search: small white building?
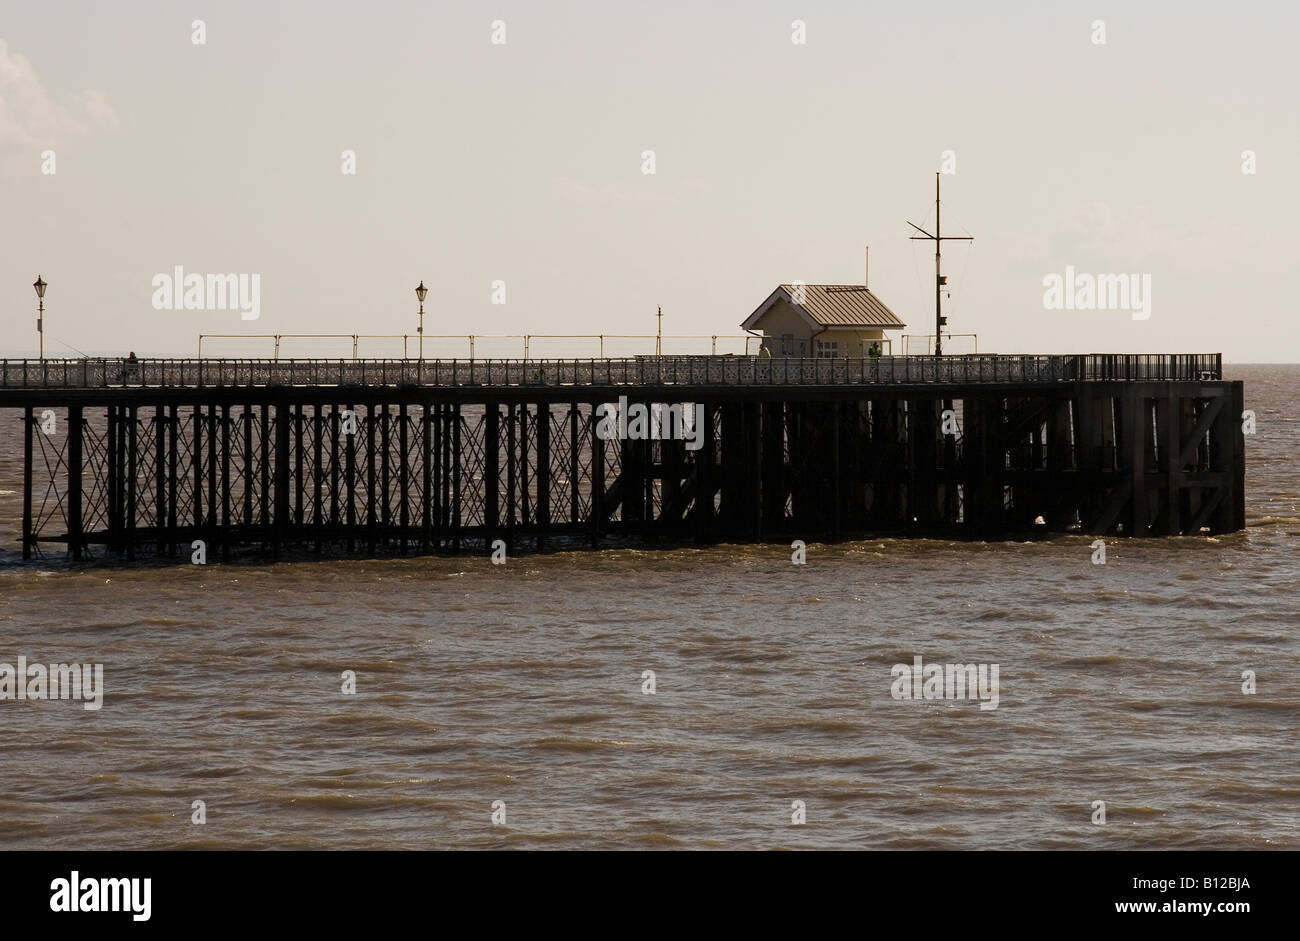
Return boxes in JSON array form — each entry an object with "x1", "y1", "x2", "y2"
[{"x1": 742, "y1": 283, "x2": 906, "y2": 358}]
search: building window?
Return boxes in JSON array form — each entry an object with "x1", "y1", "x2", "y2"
[
  {"x1": 815, "y1": 339, "x2": 838, "y2": 359},
  {"x1": 780, "y1": 334, "x2": 793, "y2": 355}
]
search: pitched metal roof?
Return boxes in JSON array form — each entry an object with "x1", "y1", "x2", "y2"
[{"x1": 742, "y1": 284, "x2": 906, "y2": 331}]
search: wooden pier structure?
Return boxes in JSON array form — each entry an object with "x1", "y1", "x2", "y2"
[{"x1": 2, "y1": 354, "x2": 1244, "y2": 562}]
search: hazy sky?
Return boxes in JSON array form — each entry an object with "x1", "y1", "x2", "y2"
[{"x1": 2, "y1": 1, "x2": 1297, "y2": 361}]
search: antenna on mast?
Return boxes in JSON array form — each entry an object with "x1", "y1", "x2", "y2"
[{"x1": 906, "y1": 172, "x2": 973, "y2": 356}]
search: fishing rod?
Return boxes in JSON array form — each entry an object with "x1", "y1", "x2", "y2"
[{"x1": 54, "y1": 338, "x2": 97, "y2": 359}]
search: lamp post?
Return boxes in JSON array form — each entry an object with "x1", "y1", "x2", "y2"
[
  {"x1": 33, "y1": 276, "x2": 47, "y2": 361},
  {"x1": 415, "y1": 280, "x2": 428, "y2": 360}
]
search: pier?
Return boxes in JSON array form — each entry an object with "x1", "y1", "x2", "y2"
[{"x1": 2, "y1": 353, "x2": 1244, "y2": 562}]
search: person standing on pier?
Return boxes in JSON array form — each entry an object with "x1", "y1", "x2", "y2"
[{"x1": 118, "y1": 351, "x2": 139, "y2": 384}]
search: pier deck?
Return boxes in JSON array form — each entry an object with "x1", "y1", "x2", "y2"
[
  {"x1": 2, "y1": 353, "x2": 1221, "y2": 391},
  {"x1": 2, "y1": 354, "x2": 1243, "y2": 562}
]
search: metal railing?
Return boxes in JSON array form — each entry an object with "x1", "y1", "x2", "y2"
[
  {"x1": 0, "y1": 354, "x2": 1223, "y2": 390},
  {"x1": 197, "y1": 333, "x2": 760, "y2": 359},
  {"x1": 900, "y1": 333, "x2": 979, "y2": 355}
]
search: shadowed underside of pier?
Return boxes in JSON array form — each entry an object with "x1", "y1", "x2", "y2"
[{"x1": 12, "y1": 371, "x2": 1245, "y2": 563}]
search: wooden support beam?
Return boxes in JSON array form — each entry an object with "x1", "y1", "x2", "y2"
[
  {"x1": 294, "y1": 403, "x2": 305, "y2": 531},
  {"x1": 847, "y1": 401, "x2": 867, "y2": 530},
  {"x1": 127, "y1": 406, "x2": 138, "y2": 562},
  {"x1": 432, "y1": 403, "x2": 443, "y2": 548},
  {"x1": 1046, "y1": 396, "x2": 1074, "y2": 529},
  {"x1": 449, "y1": 405, "x2": 460, "y2": 535},
  {"x1": 107, "y1": 405, "x2": 119, "y2": 552},
  {"x1": 1087, "y1": 478, "x2": 1133, "y2": 536},
  {"x1": 1124, "y1": 393, "x2": 1148, "y2": 535},
  {"x1": 693, "y1": 401, "x2": 712, "y2": 541},
  {"x1": 274, "y1": 398, "x2": 291, "y2": 557},
  {"x1": 22, "y1": 407, "x2": 33, "y2": 560},
  {"x1": 1160, "y1": 390, "x2": 1181, "y2": 534},
  {"x1": 315, "y1": 402, "x2": 325, "y2": 553},
  {"x1": 366, "y1": 402, "x2": 377, "y2": 554},
  {"x1": 193, "y1": 405, "x2": 204, "y2": 535},
  {"x1": 423, "y1": 402, "x2": 435, "y2": 552},
  {"x1": 1210, "y1": 381, "x2": 1245, "y2": 533},
  {"x1": 831, "y1": 400, "x2": 842, "y2": 538},
  {"x1": 959, "y1": 397, "x2": 980, "y2": 534},
  {"x1": 760, "y1": 402, "x2": 785, "y2": 533},
  {"x1": 643, "y1": 409, "x2": 654, "y2": 541},
  {"x1": 117, "y1": 405, "x2": 127, "y2": 551},
  {"x1": 977, "y1": 397, "x2": 1004, "y2": 536},
  {"x1": 1177, "y1": 396, "x2": 1223, "y2": 469},
  {"x1": 260, "y1": 404, "x2": 270, "y2": 542},
  {"x1": 1187, "y1": 486, "x2": 1225, "y2": 533},
  {"x1": 590, "y1": 401, "x2": 604, "y2": 546},
  {"x1": 506, "y1": 402, "x2": 517, "y2": 551},
  {"x1": 660, "y1": 413, "x2": 684, "y2": 527},
  {"x1": 717, "y1": 402, "x2": 744, "y2": 533},
  {"x1": 380, "y1": 402, "x2": 390, "y2": 546},
  {"x1": 570, "y1": 402, "x2": 580, "y2": 526},
  {"x1": 220, "y1": 404, "x2": 230, "y2": 561},
  {"x1": 329, "y1": 405, "x2": 340, "y2": 533},
  {"x1": 869, "y1": 398, "x2": 890, "y2": 529},
  {"x1": 519, "y1": 405, "x2": 529, "y2": 529},
  {"x1": 156, "y1": 405, "x2": 167, "y2": 557},
  {"x1": 66, "y1": 406, "x2": 84, "y2": 560},
  {"x1": 1072, "y1": 385, "x2": 1099, "y2": 531},
  {"x1": 949, "y1": 399, "x2": 964, "y2": 524},
  {"x1": 747, "y1": 401, "x2": 763, "y2": 538},
  {"x1": 345, "y1": 403, "x2": 356, "y2": 553},
  {"x1": 906, "y1": 399, "x2": 933, "y2": 527},
  {"x1": 168, "y1": 405, "x2": 178, "y2": 557},
  {"x1": 619, "y1": 428, "x2": 640, "y2": 526},
  {"x1": 484, "y1": 402, "x2": 499, "y2": 550},
  {"x1": 537, "y1": 400, "x2": 550, "y2": 549},
  {"x1": 207, "y1": 405, "x2": 218, "y2": 544},
  {"x1": 452, "y1": 403, "x2": 462, "y2": 553},
  {"x1": 398, "y1": 402, "x2": 409, "y2": 554},
  {"x1": 243, "y1": 406, "x2": 254, "y2": 531}
]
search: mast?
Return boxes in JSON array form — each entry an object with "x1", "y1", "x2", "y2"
[{"x1": 907, "y1": 172, "x2": 972, "y2": 356}]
